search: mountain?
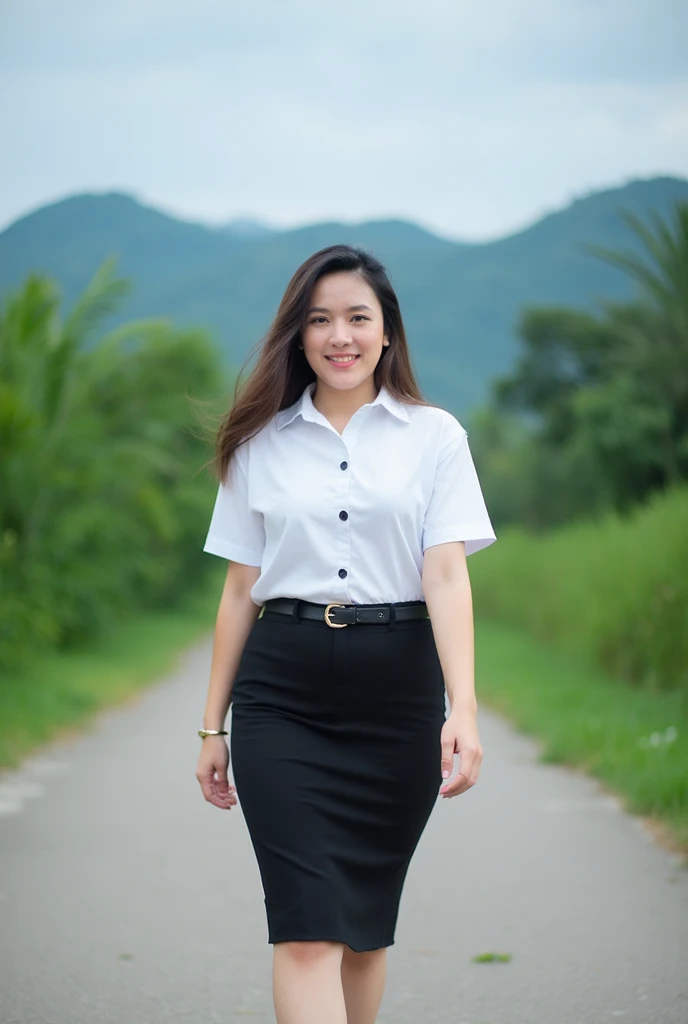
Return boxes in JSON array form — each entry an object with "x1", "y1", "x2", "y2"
[
  {"x1": 219, "y1": 217, "x2": 274, "y2": 237},
  {"x1": 1, "y1": 177, "x2": 687, "y2": 416}
]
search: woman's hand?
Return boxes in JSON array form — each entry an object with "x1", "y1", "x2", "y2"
[
  {"x1": 439, "y1": 707, "x2": 483, "y2": 799},
  {"x1": 195, "y1": 736, "x2": 238, "y2": 810}
]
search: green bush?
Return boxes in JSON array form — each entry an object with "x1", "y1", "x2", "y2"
[
  {"x1": 471, "y1": 486, "x2": 688, "y2": 693},
  {"x1": 0, "y1": 261, "x2": 227, "y2": 671}
]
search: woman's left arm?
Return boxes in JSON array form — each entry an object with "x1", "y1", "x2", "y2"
[{"x1": 422, "y1": 540, "x2": 483, "y2": 799}]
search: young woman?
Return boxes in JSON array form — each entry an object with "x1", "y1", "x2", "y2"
[{"x1": 196, "y1": 244, "x2": 496, "y2": 1024}]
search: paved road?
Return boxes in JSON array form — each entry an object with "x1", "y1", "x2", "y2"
[{"x1": 1, "y1": 634, "x2": 686, "y2": 1024}]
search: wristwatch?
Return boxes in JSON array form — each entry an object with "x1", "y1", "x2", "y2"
[{"x1": 198, "y1": 728, "x2": 228, "y2": 738}]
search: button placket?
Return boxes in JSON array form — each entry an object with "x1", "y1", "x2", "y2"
[
  {"x1": 335, "y1": 412, "x2": 367, "y2": 599},
  {"x1": 335, "y1": 441, "x2": 352, "y2": 596}
]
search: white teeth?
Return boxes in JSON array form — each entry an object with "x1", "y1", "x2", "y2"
[{"x1": 329, "y1": 355, "x2": 358, "y2": 362}]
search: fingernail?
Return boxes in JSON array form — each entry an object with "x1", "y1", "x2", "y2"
[{"x1": 442, "y1": 770, "x2": 450, "y2": 778}]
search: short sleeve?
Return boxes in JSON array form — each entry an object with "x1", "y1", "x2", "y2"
[
  {"x1": 422, "y1": 415, "x2": 496, "y2": 556},
  {"x1": 202, "y1": 443, "x2": 265, "y2": 566}
]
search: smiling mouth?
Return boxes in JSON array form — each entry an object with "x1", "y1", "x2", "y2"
[{"x1": 326, "y1": 354, "x2": 360, "y2": 363}]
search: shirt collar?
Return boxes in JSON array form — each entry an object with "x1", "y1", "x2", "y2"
[{"x1": 276, "y1": 380, "x2": 411, "y2": 430}]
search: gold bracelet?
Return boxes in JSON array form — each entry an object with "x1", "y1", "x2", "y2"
[{"x1": 198, "y1": 728, "x2": 228, "y2": 738}]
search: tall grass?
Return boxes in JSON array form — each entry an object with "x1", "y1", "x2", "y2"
[{"x1": 470, "y1": 486, "x2": 688, "y2": 693}]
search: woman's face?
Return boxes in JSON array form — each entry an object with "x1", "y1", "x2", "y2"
[{"x1": 301, "y1": 271, "x2": 389, "y2": 394}]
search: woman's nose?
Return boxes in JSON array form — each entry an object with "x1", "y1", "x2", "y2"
[{"x1": 330, "y1": 322, "x2": 353, "y2": 344}]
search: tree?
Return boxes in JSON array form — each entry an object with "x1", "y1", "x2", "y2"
[
  {"x1": 479, "y1": 201, "x2": 688, "y2": 524},
  {"x1": 0, "y1": 260, "x2": 226, "y2": 669}
]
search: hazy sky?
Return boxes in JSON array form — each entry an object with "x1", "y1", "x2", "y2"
[{"x1": 2, "y1": 0, "x2": 687, "y2": 240}]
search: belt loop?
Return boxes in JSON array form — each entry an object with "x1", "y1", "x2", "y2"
[
  {"x1": 388, "y1": 602, "x2": 397, "y2": 632},
  {"x1": 291, "y1": 599, "x2": 302, "y2": 624}
]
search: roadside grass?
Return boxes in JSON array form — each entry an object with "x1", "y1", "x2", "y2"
[
  {"x1": 0, "y1": 568, "x2": 224, "y2": 770},
  {"x1": 470, "y1": 486, "x2": 688, "y2": 695},
  {"x1": 476, "y1": 619, "x2": 688, "y2": 858}
]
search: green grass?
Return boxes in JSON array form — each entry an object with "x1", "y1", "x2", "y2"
[
  {"x1": 0, "y1": 569, "x2": 224, "y2": 769},
  {"x1": 476, "y1": 619, "x2": 688, "y2": 857},
  {"x1": 471, "y1": 486, "x2": 688, "y2": 694},
  {"x1": 471, "y1": 952, "x2": 512, "y2": 964}
]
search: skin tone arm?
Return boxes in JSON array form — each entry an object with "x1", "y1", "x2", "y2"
[
  {"x1": 195, "y1": 560, "x2": 262, "y2": 810},
  {"x1": 421, "y1": 540, "x2": 484, "y2": 799}
]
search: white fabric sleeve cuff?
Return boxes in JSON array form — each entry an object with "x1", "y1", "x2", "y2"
[{"x1": 203, "y1": 535, "x2": 263, "y2": 567}]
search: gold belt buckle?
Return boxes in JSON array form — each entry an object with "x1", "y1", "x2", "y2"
[{"x1": 324, "y1": 602, "x2": 348, "y2": 628}]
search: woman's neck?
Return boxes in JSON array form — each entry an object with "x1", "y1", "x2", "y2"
[{"x1": 311, "y1": 378, "x2": 378, "y2": 428}]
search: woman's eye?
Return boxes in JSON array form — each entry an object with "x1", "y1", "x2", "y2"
[{"x1": 307, "y1": 315, "x2": 370, "y2": 325}]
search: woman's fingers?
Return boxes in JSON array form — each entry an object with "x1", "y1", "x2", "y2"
[
  {"x1": 440, "y1": 747, "x2": 483, "y2": 798},
  {"x1": 205, "y1": 778, "x2": 238, "y2": 809},
  {"x1": 440, "y1": 735, "x2": 455, "y2": 781},
  {"x1": 195, "y1": 736, "x2": 238, "y2": 809},
  {"x1": 196, "y1": 766, "x2": 238, "y2": 809},
  {"x1": 439, "y1": 712, "x2": 483, "y2": 799}
]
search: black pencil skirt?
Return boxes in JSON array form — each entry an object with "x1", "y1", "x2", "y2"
[{"x1": 229, "y1": 602, "x2": 447, "y2": 953}]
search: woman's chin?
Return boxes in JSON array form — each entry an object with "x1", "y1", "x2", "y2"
[{"x1": 318, "y1": 365, "x2": 374, "y2": 391}]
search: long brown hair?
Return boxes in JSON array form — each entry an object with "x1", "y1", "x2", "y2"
[{"x1": 214, "y1": 244, "x2": 430, "y2": 483}]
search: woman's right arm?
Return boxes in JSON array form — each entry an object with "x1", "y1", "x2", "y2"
[{"x1": 196, "y1": 560, "x2": 262, "y2": 809}]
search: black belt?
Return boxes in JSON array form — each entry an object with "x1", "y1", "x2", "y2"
[{"x1": 262, "y1": 598, "x2": 429, "y2": 628}]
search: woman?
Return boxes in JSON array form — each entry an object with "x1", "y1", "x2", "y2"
[{"x1": 196, "y1": 243, "x2": 496, "y2": 1024}]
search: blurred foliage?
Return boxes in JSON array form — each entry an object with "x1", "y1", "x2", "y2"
[
  {"x1": 0, "y1": 258, "x2": 227, "y2": 671},
  {"x1": 470, "y1": 201, "x2": 688, "y2": 528},
  {"x1": 471, "y1": 485, "x2": 688, "y2": 694}
]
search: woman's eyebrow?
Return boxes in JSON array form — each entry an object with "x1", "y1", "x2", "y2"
[{"x1": 307, "y1": 304, "x2": 374, "y2": 314}]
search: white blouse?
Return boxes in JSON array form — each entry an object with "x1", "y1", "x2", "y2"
[{"x1": 203, "y1": 381, "x2": 496, "y2": 605}]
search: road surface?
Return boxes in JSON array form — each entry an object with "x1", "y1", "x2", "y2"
[{"x1": 1, "y1": 634, "x2": 686, "y2": 1023}]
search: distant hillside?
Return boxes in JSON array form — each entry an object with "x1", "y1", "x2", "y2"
[{"x1": 2, "y1": 176, "x2": 687, "y2": 415}]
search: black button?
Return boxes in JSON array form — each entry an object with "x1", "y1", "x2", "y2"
[
  {"x1": 340, "y1": 461, "x2": 348, "y2": 470},
  {"x1": 339, "y1": 510, "x2": 348, "y2": 521},
  {"x1": 338, "y1": 568, "x2": 348, "y2": 579}
]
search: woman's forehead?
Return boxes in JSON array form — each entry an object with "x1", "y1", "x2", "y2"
[{"x1": 309, "y1": 271, "x2": 379, "y2": 309}]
